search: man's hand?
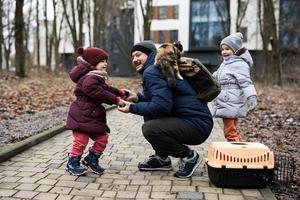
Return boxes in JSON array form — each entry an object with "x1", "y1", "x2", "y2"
[
  {"x1": 247, "y1": 95, "x2": 257, "y2": 111},
  {"x1": 117, "y1": 100, "x2": 131, "y2": 113}
]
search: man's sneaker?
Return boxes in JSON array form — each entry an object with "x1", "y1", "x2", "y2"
[
  {"x1": 138, "y1": 155, "x2": 172, "y2": 171},
  {"x1": 174, "y1": 151, "x2": 202, "y2": 178}
]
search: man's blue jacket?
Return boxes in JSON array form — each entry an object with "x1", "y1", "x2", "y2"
[{"x1": 129, "y1": 50, "x2": 213, "y2": 136}]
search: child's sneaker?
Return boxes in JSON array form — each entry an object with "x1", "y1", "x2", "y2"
[
  {"x1": 82, "y1": 150, "x2": 104, "y2": 175},
  {"x1": 174, "y1": 151, "x2": 202, "y2": 178},
  {"x1": 138, "y1": 155, "x2": 172, "y2": 171},
  {"x1": 65, "y1": 155, "x2": 87, "y2": 176}
]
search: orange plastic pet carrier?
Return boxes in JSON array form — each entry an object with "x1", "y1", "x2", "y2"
[{"x1": 206, "y1": 142, "x2": 275, "y2": 188}]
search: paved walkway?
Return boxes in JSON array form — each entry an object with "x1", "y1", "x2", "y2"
[{"x1": 0, "y1": 107, "x2": 276, "y2": 199}]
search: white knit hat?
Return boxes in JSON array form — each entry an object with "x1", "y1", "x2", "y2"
[{"x1": 220, "y1": 32, "x2": 243, "y2": 53}]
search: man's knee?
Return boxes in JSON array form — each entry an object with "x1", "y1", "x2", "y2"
[{"x1": 142, "y1": 121, "x2": 157, "y2": 140}]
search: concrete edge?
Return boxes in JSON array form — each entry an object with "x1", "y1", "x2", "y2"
[{"x1": 0, "y1": 105, "x2": 116, "y2": 163}]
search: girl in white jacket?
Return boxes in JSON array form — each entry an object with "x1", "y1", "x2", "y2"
[{"x1": 213, "y1": 32, "x2": 257, "y2": 142}]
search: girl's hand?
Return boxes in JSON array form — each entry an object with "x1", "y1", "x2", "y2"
[{"x1": 117, "y1": 100, "x2": 131, "y2": 113}]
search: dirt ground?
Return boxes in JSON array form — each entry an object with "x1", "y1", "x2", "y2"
[{"x1": 0, "y1": 73, "x2": 299, "y2": 199}]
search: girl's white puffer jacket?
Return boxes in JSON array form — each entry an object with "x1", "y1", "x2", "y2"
[{"x1": 213, "y1": 50, "x2": 257, "y2": 118}]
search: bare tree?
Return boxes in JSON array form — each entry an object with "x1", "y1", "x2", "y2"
[
  {"x1": 0, "y1": 0, "x2": 3, "y2": 70},
  {"x1": 51, "y1": 0, "x2": 63, "y2": 74},
  {"x1": 24, "y1": 0, "x2": 33, "y2": 71},
  {"x1": 236, "y1": 0, "x2": 249, "y2": 32},
  {"x1": 93, "y1": 0, "x2": 108, "y2": 48},
  {"x1": 44, "y1": 0, "x2": 51, "y2": 71},
  {"x1": 35, "y1": 0, "x2": 40, "y2": 69},
  {"x1": 15, "y1": 0, "x2": 25, "y2": 77},
  {"x1": 61, "y1": 0, "x2": 84, "y2": 49},
  {"x1": 258, "y1": 0, "x2": 282, "y2": 85},
  {"x1": 139, "y1": 0, "x2": 153, "y2": 40},
  {"x1": 85, "y1": 0, "x2": 92, "y2": 46},
  {"x1": 2, "y1": 0, "x2": 14, "y2": 71}
]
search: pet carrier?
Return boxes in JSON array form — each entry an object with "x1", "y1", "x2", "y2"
[{"x1": 206, "y1": 142, "x2": 275, "y2": 188}]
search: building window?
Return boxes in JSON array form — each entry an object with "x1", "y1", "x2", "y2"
[
  {"x1": 173, "y1": 5, "x2": 179, "y2": 19},
  {"x1": 170, "y1": 30, "x2": 178, "y2": 42},
  {"x1": 190, "y1": 0, "x2": 229, "y2": 49},
  {"x1": 279, "y1": 0, "x2": 300, "y2": 48},
  {"x1": 158, "y1": 31, "x2": 165, "y2": 44},
  {"x1": 159, "y1": 6, "x2": 167, "y2": 19}
]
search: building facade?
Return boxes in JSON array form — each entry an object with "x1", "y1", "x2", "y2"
[{"x1": 134, "y1": 0, "x2": 300, "y2": 72}]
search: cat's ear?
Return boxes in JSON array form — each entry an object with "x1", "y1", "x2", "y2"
[{"x1": 173, "y1": 41, "x2": 183, "y2": 52}]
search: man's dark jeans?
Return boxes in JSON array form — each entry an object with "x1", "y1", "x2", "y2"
[{"x1": 142, "y1": 117, "x2": 209, "y2": 158}]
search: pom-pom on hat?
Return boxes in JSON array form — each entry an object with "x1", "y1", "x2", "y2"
[
  {"x1": 220, "y1": 32, "x2": 244, "y2": 53},
  {"x1": 131, "y1": 40, "x2": 156, "y2": 56},
  {"x1": 76, "y1": 47, "x2": 108, "y2": 67}
]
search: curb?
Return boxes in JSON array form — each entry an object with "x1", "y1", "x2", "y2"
[{"x1": 0, "y1": 105, "x2": 116, "y2": 163}]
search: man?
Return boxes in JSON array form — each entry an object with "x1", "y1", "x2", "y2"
[{"x1": 118, "y1": 41, "x2": 213, "y2": 178}]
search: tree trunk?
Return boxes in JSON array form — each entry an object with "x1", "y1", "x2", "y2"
[
  {"x1": 15, "y1": 0, "x2": 25, "y2": 77},
  {"x1": 93, "y1": 0, "x2": 108, "y2": 48},
  {"x1": 36, "y1": 0, "x2": 40, "y2": 70},
  {"x1": 139, "y1": 0, "x2": 153, "y2": 40},
  {"x1": 236, "y1": 0, "x2": 249, "y2": 32},
  {"x1": 24, "y1": 0, "x2": 33, "y2": 72},
  {"x1": 259, "y1": 0, "x2": 281, "y2": 85},
  {"x1": 44, "y1": 0, "x2": 51, "y2": 71},
  {"x1": 0, "y1": 0, "x2": 3, "y2": 70}
]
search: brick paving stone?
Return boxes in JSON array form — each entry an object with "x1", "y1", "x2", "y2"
[
  {"x1": 49, "y1": 186, "x2": 72, "y2": 194},
  {"x1": 241, "y1": 189, "x2": 263, "y2": 197},
  {"x1": 76, "y1": 176, "x2": 96, "y2": 183},
  {"x1": 101, "y1": 190, "x2": 117, "y2": 198},
  {"x1": 148, "y1": 180, "x2": 172, "y2": 186},
  {"x1": 18, "y1": 177, "x2": 41, "y2": 183},
  {"x1": 152, "y1": 185, "x2": 171, "y2": 192},
  {"x1": 72, "y1": 195, "x2": 94, "y2": 200},
  {"x1": 32, "y1": 173, "x2": 49, "y2": 179},
  {"x1": 13, "y1": 190, "x2": 38, "y2": 199},
  {"x1": 70, "y1": 188, "x2": 104, "y2": 197},
  {"x1": 34, "y1": 184, "x2": 53, "y2": 192},
  {"x1": 125, "y1": 185, "x2": 139, "y2": 191},
  {"x1": 130, "y1": 179, "x2": 148, "y2": 185},
  {"x1": 58, "y1": 175, "x2": 77, "y2": 181},
  {"x1": 55, "y1": 194, "x2": 74, "y2": 200},
  {"x1": 33, "y1": 192, "x2": 59, "y2": 200},
  {"x1": 0, "y1": 170, "x2": 19, "y2": 176},
  {"x1": 136, "y1": 191, "x2": 151, "y2": 198},
  {"x1": 150, "y1": 191, "x2": 177, "y2": 199},
  {"x1": 113, "y1": 179, "x2": 130, "y2": 185},
  {"x1": 204, "y1": 193, "x2": 219, "y2": 200},
  {"x1": 0, "y1": 189, "x2": 17, "y2": 197},
  {"x1": 36, "y1": 178, "x2": 58, "y2": 185},
  {"x1": 116, "y1": 190, "x2": 137, "y2": 198},
  {"x1": 171, "y1": 185, "x2": 197, "y2": 192},
  {"x1": 224, "y1": 188, "x2": 242, "y2": 195},
  {"x1": 56, "y1": 180, "x2": 88, "y2": 189},
  {"x1": 15, "y1": 183, "x2": 39, "y2": 191},
  {"x1": 177, "y1": 191, "x2": 204, "y2": 199},
  {"x1": 1, "y1": 176, "x2": 22, "y2": 182},
  {"x1": 85, "y1": 183, "x2": 100, "y2": 190},
  {"x1": 138, "y1": 185, "x2": 152, "y2": 192},
  {"x1": 0, "y1": 182, "x2": 20, "y2": 189},
  {"x1": 219, "y1": 194, "x2": 245, "y2": 200},
  {"x1": 198, "y1": 186, "x2": 223, "y2": 193},
  {"x1": 16, "y1": 171, "x2": 37, "y2": 177}
]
